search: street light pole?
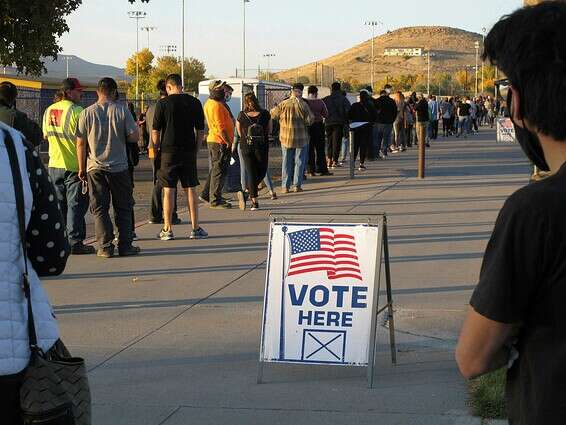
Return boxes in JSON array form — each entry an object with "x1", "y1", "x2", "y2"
[
  {"x1": 181, "y1": 0, "x2": 185, "y2": 89},
  {"x1": 263, "y1": 53, "x2": 275, "y2": 81},
  {"x1": 243, "y1": 0, "x2": 250, "y2": 78},
  {"x1": 365, "y1": 21, "x2": 380, "y2": 90},
  {"x1": 426, "y1": 51, "x2": 431, "y2": 95},
  {"x1": 474, "y1": 40, "x2": 480, "y2": 96},
  {"x1": 65, "y1": 56, "x2": 73, "y2": 78},
  {"x1": 141, "y1": 25, "x2": 157, "y2": 50},
  {"x1": 481, "y1": 27, "x2": 486, "y2": 94},
  {"x1": 128, "y1": 10, "x2": 146, "y2": 104}
]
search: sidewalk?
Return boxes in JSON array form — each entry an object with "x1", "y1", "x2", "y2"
[{"x1": 44, "y1": 130, "x2": 528, "y2": 425}]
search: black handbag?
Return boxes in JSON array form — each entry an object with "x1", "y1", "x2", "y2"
[{"x1": 3, "y1": 130, "x2": 92, "y2": 425}]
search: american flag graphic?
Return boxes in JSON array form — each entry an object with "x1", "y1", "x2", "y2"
[{"x1": 286, "y1": 228, "x2": 362, "y2": 281}]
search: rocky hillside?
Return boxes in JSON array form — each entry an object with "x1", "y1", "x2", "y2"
[{"x1": 275, "y1": 26, "x2": 483, "y2": 85}]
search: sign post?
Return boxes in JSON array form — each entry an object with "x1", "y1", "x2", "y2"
[
  {"x1": 349, "y1": 130, "x2": 355, "y2": 179},
  {"x1": 257, "y1": 213, "x2": 396, "y2": 388}
]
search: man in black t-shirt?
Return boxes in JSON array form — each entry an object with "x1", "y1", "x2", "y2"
[
  {"x1": 456, "y1": 4, "x2": 566, "y2": 425},
  {"x1": 152, "y1": 73, "x2": 208, "y2": 241}
]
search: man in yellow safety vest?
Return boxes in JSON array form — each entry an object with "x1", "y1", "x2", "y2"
[{"x1": 42, "y1": 78, "x2": 94, "y2": 255}]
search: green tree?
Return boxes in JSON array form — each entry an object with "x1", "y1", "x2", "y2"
[
  {"x1": 0, "y1": 0, "x2": 82, "y2": 75},
  {"x1": 297, "y1": 75, "x2": 310, "y2": 84},
  {"x1": 147, "y1": 56, "x2": 206, "y2": 94},
  {"x1": 125, "y1": 48, "x2": 155, "y2": 99},
  {"x1": 182, "y1": 57, "x2": 206, "y2": 92}
]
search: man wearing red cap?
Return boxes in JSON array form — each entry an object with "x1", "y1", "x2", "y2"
[{"x1": 42, "y1": 78, "x2": 94, "y2": 255}]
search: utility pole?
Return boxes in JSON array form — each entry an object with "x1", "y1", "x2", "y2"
[
  {"x1": 426, "y1": 51, "x2": 431, "y2": 95},
  {"x1": 474, "y1": 40, "x2": 480, "y2": 96},
  {"x1": 243, "y1": 0, "x2": 250, "y2": 78},
  {"x1": 128, "y1": 10, "x2": 146, "y2": 105},
  {"x1": 141, "y1": 25, "x2": 157, "y2": 50},
  {"x1": 65, "y1": 55, "x2": 73, "y2": 78},
  {"x1": 263, "y1": 53, "x2": 275, "y2": 81},
  {"x1": 181, "y1": 0, "x2": 185, "y2": 89},
  {"x1": 481, "y1": 28, "x2": 486, "y2": 94},
  {"x1": 365, "y1": 21, "x2": 380, "y2": 90}
]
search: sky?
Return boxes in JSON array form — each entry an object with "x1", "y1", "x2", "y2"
[{"x1": 59, "y1": 0, "x2": 524, "y2": 77}]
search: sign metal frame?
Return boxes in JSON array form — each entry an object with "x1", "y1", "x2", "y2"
[{"x1": 257, "y1": 213, "x2": 396, "y2": 388}]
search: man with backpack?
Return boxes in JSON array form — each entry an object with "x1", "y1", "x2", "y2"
[{"x1": 323, "y1": 82, "x2": 351, "y2": 169}]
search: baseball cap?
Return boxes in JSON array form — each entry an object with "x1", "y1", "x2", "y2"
[
  {"x1": 209, "y1": 80, "x2": 226, "y2": 91},
  {"x1": 62, "y1": 77, "x2": 83, "y2": 92}
]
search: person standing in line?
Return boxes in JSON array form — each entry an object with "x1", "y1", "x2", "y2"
[
  {"x1": 146, "y1": 79, "x2": 180, "y2": 225},
  {"x1": 236, "y1": 93, "x2": 272, "y2": 210},
  {"x1": 349, "y1": 89, "x2": 377, "y2": 171},
  {"x1": 0, "y1": 82, "x2": 43, "y2": 147},
  {"x1": 374, "y1": 88, "x2": 398, "y2": 156},
  {"x1": 271, "y1": 83, "x2": 314, "y2": 193},
  {"x1": 404, "y1": 99, "x2": 415, "y2": 148},
  {"x1": 42, "y1": 78, "x2": 94, "y2": 255},
  {"x1": 305, "y1": 85, "x2": 332, "y2": 176},
  {"x1": 392, "y1": 91, "x2": 406, "y2": 152},
  {"x1": 76, "y1": 77, "x2": 140, "y2": 258},
  {"x1": 468, "y1": 97, "x2": 478, "y2": 134},
  {"x1": 428, "y1": 95, "x2": 440, "y2": 141},
  {"x1": 200, "y1": 80, "x2": 235, "y2": 209},
  {"x1": 456, "y1": 98, "x2": 471, "y2": 139},
  {"x1": 415, "y1": 93, "x2": 429, "y2": 148},
  {"x1": 440, "y1": 97, "x2": 453, "y2": 137},
  {"x1": 152, "y1": 74, "x2": 207, "y2": 241},
  {"x1": 323, "y1": 82, "x2": 350, "y2": 168}
]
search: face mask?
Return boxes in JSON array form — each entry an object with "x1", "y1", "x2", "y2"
[
  {"x1": 385, "y1": 88, "x2": 391, "y2": 95},
  {"x1": 507, "y1": 90, "x2": 550, "y2": 171},
  {"x1": 225, "y1": 94, "x2": 232, "y2": 102}
]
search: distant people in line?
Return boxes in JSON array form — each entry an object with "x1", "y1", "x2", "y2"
[
  {"x1": 305, "y1": 85, "x2": 331, "y2": 177},
  {"x1": 428, "y1": 95, "x2": 440, "y2": 141},
  {"x1": 270, "y1": 83, "x2": 314, "y2": 193},
  {"x1": 76, "y1": 77, "x2": 140, "y2": 258},
  {"x1": 236, "y1": 93, "x2": 272, "y2": 210},
  {"x1": 404, "y1": 97, "x2": 415, "y2": 148},
  {"x1": 392, "y1": 91, "x2": 406, "y2": 152},
  {"x1": 439, "y1": 97, "x2": 454, "y2": 137},
  {"x1": 0, "y1": 81, "x2": 42, "y2": 147},
  {"x1": 323, "y1": 82, "x2": 351, "y2": 169},
  {"x1": 456, "y1": 97, "x2": 471, "y2": 138},
  {"x1": 42, "y1": 78, "x2": 94, "y2": 255},
  {"x1": 152, "y1": 73, "x2": 208, "y2": 241},
  {"x1": 146, "y1": 79, "x2": 180, "y2": 225},
  {"x1": 415, "y1": 92, "x2": 430, "y2": 148},
  {"x1": 373, "y1": 87, "x2": 398, "y2": 157},
  {"x1": 200, "y1": 80, "x2": 235, "y2": 209},
  {"x1": 349, "y1": 89, "x2": 377, "y2": 171}
]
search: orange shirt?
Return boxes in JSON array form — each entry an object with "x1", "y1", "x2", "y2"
[{"x1": 204, "y1": 99, "x2": 235, "y2": 144}]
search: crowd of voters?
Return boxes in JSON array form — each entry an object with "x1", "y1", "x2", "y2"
[{"x1": 0, "y1": 75, "x2": 501, "y2": 257}]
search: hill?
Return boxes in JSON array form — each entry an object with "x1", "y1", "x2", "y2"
[{"x1": 275, "y1": 26, "x2": 483, "y2": 87}]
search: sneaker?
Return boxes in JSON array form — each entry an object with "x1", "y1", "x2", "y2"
[
  {"x1": 293, "y1": 186, "x2": 303, "y2": 193},
  {"x1": 308, "y1": 171, "x2": 316, "y2": 177},
  {"x1": 426, "y1": 143, "x2": 431, "y2": 147},
  {"x1": 282, "y1": 188, "x2": 289, "y2": 194},
  {"x1": 190, "y1": 227, "x2": 208, "y2": 239},
  {"x1": 358, "y1": 164, "x2": 367, "y2": 171},
  {"x1": 148, "y1": 218, "x2": 163, "y2": 224},
  {"x1": 270, "y1": 191, "x2": 278, "y2": 200},
  {"x1": 119, "y1": 245, "x2": 141, "y2": 256},
  {"x1": 210, "y1": 201, "x2": 232, "y2": 209},
  {"x1": 199, "y1": 195, "x2": 210, "y2": 204},
  {"x1": 334, "y1": 162, "x2": 342, "y2": 168},
  {"x1": 159, "y1": 228, "x2": 174, "y2": 241},
  {"x1": 132, "y1": 232, "x2": 138, "y2": 241},
  {"x1": 319, "y1": 171, "x2": 333, "y2": 176},
  {"x1": 71, "y1": 242, "x2": 95, "y2": 255},
  {"x1": 97, "y1": 246, "x2": 114, "y2": 258},
  {"x1": 251, "y1": 202, "x2": 260, "y2": 211},
  {"x1": 237, "y1": 190, "x2": 246, "y2": 210}
]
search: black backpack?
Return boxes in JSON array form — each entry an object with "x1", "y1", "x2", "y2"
[{"x1": 244, "y1": 113, "x2": 265, "y2": 146}]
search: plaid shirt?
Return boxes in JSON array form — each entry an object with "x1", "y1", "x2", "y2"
[{"x1": 270, "y1": 96, "x2": 314, "y2": 148}]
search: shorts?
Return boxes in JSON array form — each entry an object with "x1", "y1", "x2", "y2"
[{"x1": 158, "y1": 151, "x2": 199, "y2": 188}]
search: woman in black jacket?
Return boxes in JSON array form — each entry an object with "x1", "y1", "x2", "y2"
[{"x1": 348, "y1": 90, "x2": 377, "y2": 170}]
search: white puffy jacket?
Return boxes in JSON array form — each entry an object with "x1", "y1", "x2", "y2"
[{"x1": 0, "y1": 122, "x2": 59, "y2": 375}]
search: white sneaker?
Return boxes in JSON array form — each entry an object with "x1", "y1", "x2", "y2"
[{"x1": 158, "y1": 228, "x2": 174, "y2": 241}]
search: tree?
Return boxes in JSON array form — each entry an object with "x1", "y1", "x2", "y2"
[
  {"x1": 125, "y1": 48, "x2": 155, "y2": 99},
  {"x1": 0, "y1": 0, "x2": 82, "y2": 75},
  {"x1": 182, "y1": 57, "x2": 206, "y2": 92},
  {"x1": 150, "y1": 55, "x2": 180, "y2": 93},
  {"x1": 297, "y1": 75, "x2": 310, "y2": 84}
]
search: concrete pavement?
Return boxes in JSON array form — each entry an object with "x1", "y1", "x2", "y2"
[{"x1": 44, "y1": 130, "x2": 528, "y2": 424}]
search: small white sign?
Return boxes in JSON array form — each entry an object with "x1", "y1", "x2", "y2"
[
  {"x1": 260, "y1": 223, "x2": 380, "y2": 366},
  {"x1": 497, "y1": 118, "x2": 516, "y2": 143}
]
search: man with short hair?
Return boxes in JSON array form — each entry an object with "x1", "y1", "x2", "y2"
[
  {"x1": 200, "y1": 80, "x2": 235, "y2": 208},
  {"x1": 145, "y1": 79, "x2": 180, "y2": 225},
  {"x1": 271, "y1": 83, "x2": 314, "y2": 193},
  {"x1": 76, "y1": 77, "x2": 140, "y2": 258},
  {"x1": 373, "y1": 88, "x2": 398, "y2": 156},
  {"x1": 428, "y1": 95, "x2": 439, "y2": 141},
  {"x1": 323, "y1": 82, "x2": 351, "y2": 168},
  {"x1": 43, "y1": 78, "x2": 94, "y2": 255},
  {"x1": 415, "y1": 93, "x2": 429, "y2": 148},
  {"x1": 456, "y1": 3, "x2": 566, "y2": 424},
  {"x1": 0, "y1": 81, "x2": 42, "y2": 147},
  {"x1": 305, "y1": 85, "x2": 331, "y2": 176},
  {"x1": 152, "y1": 73, "x2": 207, "y2": 241}
]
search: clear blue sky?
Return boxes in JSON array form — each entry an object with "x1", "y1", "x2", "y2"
[{"x1": 60, "y1": 0, "x2": 523, "y2": 77}]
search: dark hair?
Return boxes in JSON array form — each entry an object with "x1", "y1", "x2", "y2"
[
  {"x1": 365, "y1": 86, "x2": 373, "y2": 93},
  {"x1": 224, "y1": 84, "x2": 234, "y2": 92},
  {"x1": 97, "y1": 77, "x2": 118, "y2": 97},
  {"x1": 292, "y1": 82, "x2": 304, "y2": 91},
  {"x1": 359, "y1": 90, "x2": 371, "y2": 103},
  {"x1": 243, "y1": 93, "x2": 261, "y2": 112},
  {"x1": 307, "y1": 85, "x2": 318, "y2": 95},
  {"x1": 156, "y1": 79, "x2": 167, "y2": 97},
  {"x1": 0, "y1": 81, "x2": 17, "y2": 107},
  {"x1": 165, "y1": 73, "x2": 182, "y2": 87},
  {"x1": 379, "y1": 90, "x2": 387, "y2": 96},
  {"x1": 331, "y1": 82, "x2": 341, "y2": 92},
  {"x1": 484, "y1": 2, "x2": 566, "y2": 139}
]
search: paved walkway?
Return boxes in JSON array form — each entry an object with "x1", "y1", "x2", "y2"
[{"x1": 44, "y1": 130, "x2": 528, "y2": 424}]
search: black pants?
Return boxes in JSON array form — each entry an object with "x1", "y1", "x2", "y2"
[
  {"x1": 472, "y1": 117, "x2": 479, "y2": 132},
  {"x1": 241, "y1": 145, "x2": 268, "y2": 198},
  {"x1": 325, "y1": 124, "x2": 343, "y2": 164},
  {"x1": 0, "y1": 371, "x2": 24, "y2": 424},
  {"x1": 308, "y1": 122, "x2": 328, "y2": 174},
  {"x1": 353, "y1": 125, "x2": 372, "y2": 164},
  {"x1": 442, "y1": 118, "x2": 451, "y2": 136},
  {"x1": 201, "y1": 143, "x2": 231, "y2": 204},
  {"x1": 150, "y1": 155, "x2": 178, "y2": 221},
  {"x1": 431, "y1": 120, "x2": 439, "y2": 139},
  {"x1": 88, "y1": 169, "x2": 134, "y2": 250},
  {"x1": 404, "y1": 125, "x2": 413, "y2": 147}
]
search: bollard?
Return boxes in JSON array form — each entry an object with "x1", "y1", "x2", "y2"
[
  {"x1": 417, "y1": 124, "x2": 426, "y2": 179},
  {"x1": 349, "y1": 130, "x2": 355, "y2": 179}
]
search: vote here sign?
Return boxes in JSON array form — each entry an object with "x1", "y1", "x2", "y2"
[{"x1": 260, "y1": 223, "x2": 380, "y2": 366}]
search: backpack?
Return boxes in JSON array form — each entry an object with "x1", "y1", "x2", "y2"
[{"x1": 244, "y1": 113, "x2": 265, "y2": 146}]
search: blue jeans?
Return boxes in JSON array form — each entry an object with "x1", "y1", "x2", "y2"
[
  {"x1": 374, "y1": 123, "x2": 393, "y2": 155},
  {"x1": 281, "y1": 146, "x2": 307, "y2": 189},
  {"x1": 49, "y1": 168, "x2": 89, "y2": 246},
  {"x1": 238, "y1": 143, "x2": 274, "y2": 192},
  {"x1": 339, "y1": 136, "x2": 349, "y2": 162},
  {"x1": 458, "y1": 117, "x2": 468, "y2": 137}
]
